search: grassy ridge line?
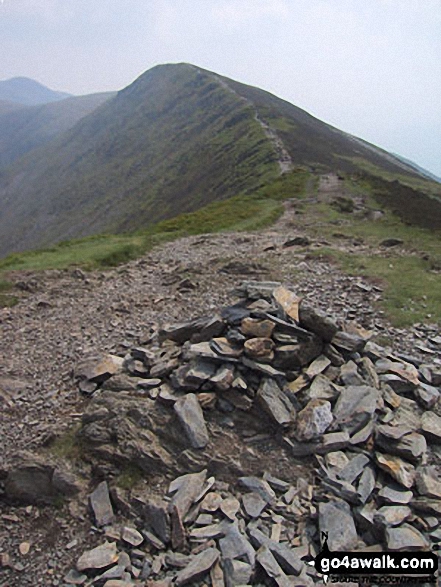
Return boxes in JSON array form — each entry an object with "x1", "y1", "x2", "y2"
[{"x1": 0, "y1": 169, "x2": 309, "y2": 274}]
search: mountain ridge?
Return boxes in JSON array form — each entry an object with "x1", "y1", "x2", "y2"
[
  {"x1": 0, "y1": 76, "x2": 72, "y2": 106},
  {"x1": 0, "y1": 63, "x2": 439, "y2": 258}
]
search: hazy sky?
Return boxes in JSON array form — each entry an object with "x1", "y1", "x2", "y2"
[{"x1": 1, "y1": 0, "x2": 440, "y2": 177}]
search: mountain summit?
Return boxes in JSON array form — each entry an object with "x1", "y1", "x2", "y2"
[
  {"x1": 0, "y1": 77, "x2": 72, "y2": 106},
  {"x1": 0, "y1": 63, "x2": 435, "y2": 257}
]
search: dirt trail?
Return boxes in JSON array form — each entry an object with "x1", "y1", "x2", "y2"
[
  {"x1": 0, "y1": 177, "x2": 437, "y2": 585},
  {"x1": 211, "y1": 71, "x2": 293, "y2": 174}
]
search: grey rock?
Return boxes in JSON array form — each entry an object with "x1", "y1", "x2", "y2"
[
  {"x1": 378, "y1": 484, "x2": 414, "y2": 505},
  {"x1": 90, "y1": 481, "x2": 115, "y2": 527},
  {"x1": 414, "y1": 383, "x2": 440, "y2": 409},
  {"x1": 186, "y1": 358, "x2": 217, "y2": 386},
  {"x1": 158, "y1": 316, "x2": 224, "y2": 344},
  {"x1": 141, "y1": 528, "x2": 165, "y2": 550},
  {"x1": 190, "y1": 521, "x2": 228, "y2": 540},
  {"x1": 296, "y1": 399, "x2": 333, "y2": 441},
  {"x1": 337, "y1": 454, "x2": 370, "y2": 484},
  {"x1": 242, "y1": 492, "x2": 267, "y2": 518},
  {"x1": 174, "y1": 393, "x2": 209, "y2": 449},
  {"x1": 332, "y1": 331, "x2": 366, "y2": 353},
  {"x1": 238, "y1": 476, "x2": 276, "y2": 503},
  {"x1": 379, "y1": 374, "x2": 418, "y2": 394},
  {"x1": 357, "y1": 465, "x2": 376, "y2": 504},
  {"x1": 223, "y1": 559, "x2": 253, "y2": 587},
  {"x1": 307, "y1": 375, "x2": 338, "y2": 401},
  {"x1": 64, "y1": 569, "x2": 87, "y2": 585},
  {"x1": 385, "y1": 524, "x2": 429, "y2": 550},
  {"x1": 376, "y1": 454, "x2": 416, "y2": 488},
  {"x1": 175, "y1": 547, "x2": 220, "y2": 586},
  {"x1": 170, "y1": 469, "x2": 207, "y2": 519},
  {"x1": 5, "y1": 458, "x2": 80, "y2": 505},
  {"x1": 317, "y1": 431, "x2": 350, "y2": 453},
  {"x1": 121, "y1": 526, "x2": 144, "y2": 547},
  {"x1": 257, "y1": 546, "x2": 292, "y2": 587},
  {"x1": 305, "y1": 355, "x2": 331, "y2": 378},
  {"x1": 96, "y1": 564, "x2": 127, "y2": 581},
  {"x1": 256, "y1": 378, "x2": 294, "y2": 428},
  {"x1": 340, "y1": 361, "x2": 364, "y2": 386},
  {"x1": 421, "y1": 411, "x2": 441, "y2": 442},
  {"x1": 211, "y1": 364, "x2": 235, "y2": 392},
  {"x1": 319, "y1": 501, "x2": 359, "y2": 551},
  {"x1": 299, "y1": 305, "x2": 338, "y2": 342},
  {"x1": 219, "y1": 523, "x2": 255, "y2": 565},
  {"x1": 248, "y1": 527, "x2": 303, "y2": 575},
  {"x1": 416, "y1": 469, "x2": 441, "y2": 499},
  {"x1": 242, "y1": 356, "x2": 285, "y2": 378},
  {"x1": 374, "y1": 506, "x2": 412, "y2": 527},
  {"x1": 333, "y1": 385, "x2": 379, "y2": 433},
  {"x1": 77, "y1": 542, "x2": 118, "y2": 572}
]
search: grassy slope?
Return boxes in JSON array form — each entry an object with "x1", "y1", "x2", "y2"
[
  {"x1": 298, "y1": 176, "x2": 441, "y2": 326},
  {"x1": 0, "y1": 169, "x2": 309, "y2": 272},
  {"x1": 0, "y1": 64, "x2": 278, "y2": 257},
  {"x1": 0, "y1": 93, "x2": 114, "y2": 169}
]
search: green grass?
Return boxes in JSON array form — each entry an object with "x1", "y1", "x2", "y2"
[
  {"x1": 307, "y1": 247, "x2": 441, "y2": 327},
  {"x1": 49, "y1": 426, "x2": 83, "y2": 461},
  {"x1": 116, "y1": 464, "x2": 144, "y2": 490},
  {"x1": 0, "y1": 169, "x2": 309, "y2": 273}
]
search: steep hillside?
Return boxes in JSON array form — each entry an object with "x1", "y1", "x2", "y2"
[
  {"x1": 0, "y1": 63, "x2": 438, "y2": 258},
  {"x1": 0, "y1": 92, "x2": 115, "y2": 169},
  {"x1": 0, "y1": 77, "x2": 71, "y2": 105},
  {"x1": 0, "y1": 100, "x2": 25, "y2": 115},
  {"x1": 0, "y1": 64, "x2": 279, "y2": 256}
]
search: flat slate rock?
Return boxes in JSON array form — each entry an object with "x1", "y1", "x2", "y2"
[
  {"x1": 238, "y1": 476, "x2": 276, "y2": 503},
  {"x1": 256, "y1": 378, "x2": 294, "y2": 428},
  {"x1": 90, "y1": 481, "x2": 115, "y2": 527},
  {"x1": 174, "y1": 393, "x2": 209, "y2": 449},
  {"x1": 385, "y1": 524, "x2": 429, "y2": 551},
  {"x1": 242, "y1": 492, "x2": 267, "y2": 518},
  {"x1": 170, "y1": 469, "x2": 207, "y2": 519},
  {"x1": 376, "y1": 454, "x2": 416, "y2": 489},
  {"x1": 77, "y1": 542, "x2": 118, "y2": 572},
  {"x1": 174, "y1": 547, "x2": 220, "y2": 586},
  {"x1": 318, "y1": 500, "x2": 359, "y2": 551}
]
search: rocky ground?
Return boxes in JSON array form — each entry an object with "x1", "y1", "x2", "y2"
[{"x1": 1, "y1": 175, "x2": 440, "y2": 586}]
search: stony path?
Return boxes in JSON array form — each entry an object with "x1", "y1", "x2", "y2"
[
  {"x1": 0, "y1": 175, "x2": 439, "y2": 585},
  {"x1": 0, "y1": 176, "x2": 434, "y2": 459}
]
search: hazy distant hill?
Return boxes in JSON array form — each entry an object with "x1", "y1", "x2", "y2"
[
  {"x1": 0, "y1": 92, "x2": 115, "y2": 169},
  {"x1": 0, "y1": 63, "x2": 437, "y2": 257},
  {"x1": 0, "y1": 99, "x2": 26, "y2": 116},
  {"x1": 0, "y1": 77, "x2": 71, "y2": 106}
]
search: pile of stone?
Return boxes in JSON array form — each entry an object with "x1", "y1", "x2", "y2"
[
  {"x1": 67, "y1": 470, "x2": 317, "y2": 586},
  {"x1": 68, "y1": 281, "x2": 441, "y2": 585}
]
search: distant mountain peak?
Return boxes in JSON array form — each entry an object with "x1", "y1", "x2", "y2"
[{"x1": 0, "y1": 76, "x2": 72, "y2": 106}]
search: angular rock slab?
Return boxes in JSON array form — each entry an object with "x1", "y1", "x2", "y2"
[
  {"x1": 385, "y1": 524, "x2": 430, "y2": 551},
  {"x1": 90, "y1": 481, "x2": 115, "y2": 527},
  {"x1": 256, "y1": 378, "x2": 294, "y2": 428},
  {"x1": 376, "y1": 453, "x2": 416, "y2": 489},
  {"x1": 174, "y1": 393, "x2": 209, "y2": 449},
  {"x1": 296, "y1": 399, "x2": 333, "y2": 441},
  {"x1": 333, "y1": 385, "x2": 379, "y2": 433},
  {"x1": 170, "y1": 469, "x2": 207, "y2": 519},
  {"x1": 175, "y1": 547, "x2": 220, "y2": 586},
  {"x1": 318, "y1": 500, "x2": 359, "y2": 551},
  {"x1": 77, "y1": 542, "x2": 118, "y2": 572}
]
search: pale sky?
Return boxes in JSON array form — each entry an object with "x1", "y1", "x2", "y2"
[{"x1": 1, "y1": 0, "x2": 440, "y2": 177}]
